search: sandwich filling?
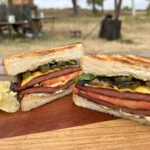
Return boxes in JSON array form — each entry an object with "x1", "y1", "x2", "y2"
[
  {"x1": 12, "y1": 60, "x2": 82, "y2": 95},
  {"x1": 73, "y1": 74, "x2": 150, "y2": 116}
]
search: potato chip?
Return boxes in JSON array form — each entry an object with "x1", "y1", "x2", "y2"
[
  {"x1": 0, "y1": 81, "x2": 20, "y2": 113},
  {"x1": 0, "y1": 81, "x2": 10, "y2": 93},
  {"x1": 0, "y1": 93, "x2": 20, "y2": 113},
  {"x1": 9, "y1": 91, "x2": 17, "y2": 97}
]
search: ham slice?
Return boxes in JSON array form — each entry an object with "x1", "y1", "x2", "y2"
[
  {"x1": 73, "y1": 87, "x2": 150, "y2": 110},
  {"x1": 85, "y1": 91, "x2": 150, "y2": 110},
  {"x1": 76, "y1": 85, "x2": 150, "y2": 101},
  {"x1": 41, "y1": 71, "x2": 82, "y2": 86},
  {"x1": 20, "y1": 79, "x2": 75, "y2": 95},
  {"x1": 16, "y1": 67, "x2": 81, "y2": 92},
  {"x1": 78, "y1": 92, "x2": 150, "y2": 116}
]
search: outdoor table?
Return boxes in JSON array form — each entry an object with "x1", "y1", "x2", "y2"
[
  {"x1": 0, "y1": 53, "x2": 150, "y2": 149},
  {"x1": 0, "y1": 16, "x2": 57, "y2": 37},
  {"x1": 0, "y1": 21, "x2": 29, "y2": 37}
]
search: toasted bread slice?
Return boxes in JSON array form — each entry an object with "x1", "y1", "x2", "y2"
[
  {"x1": 81, "y1": 55, "x2": 150, "y2": 81},
  {"x1": 73, "y1": 94, "x2": 150, "y2": 125},
  {"x1": 21, "y1": 87, "x2": 73, "y2": 111},
  {"x1": 3, "y1": 42, "x2": 84, "y2": 76}
]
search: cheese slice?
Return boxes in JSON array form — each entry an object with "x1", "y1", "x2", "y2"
[
  {"x1": 115, "y1": 85, "x2": 150, "y2": 94},
  {"x1": 21, "y1": 71, "x2": 43, "y2": 86},
  {"x1": 21, "y1": 69, "x2": 60, "y2": 87},
  {"x1": 20, "y1": 65, "x2": 80, "y2": 87},
  {"x1": 86, "y1": 84, "x2": 150, "y2": 94},
  {"x1": 47, "y1": 80, "x2": 70, "y2": 88},
  {"x1": 135, "y1": 86, "x2": 150, "y2": 94},
  {"x1": 85, "y1": 84, "x2": 113, "y2": 90}
]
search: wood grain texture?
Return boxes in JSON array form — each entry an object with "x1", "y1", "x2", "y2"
[
  {"x1": 0, "y1": 119, "x2": 150, "y2": 150},
  {"x1": 0, "y1": 94, "x2": 116, "y2": 139}
]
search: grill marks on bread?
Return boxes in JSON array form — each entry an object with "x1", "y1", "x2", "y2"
[
  {"x1": 2, "y1": 42, "x2": 83, "y2": 76},
  {"x1": 89, "y1": 55, "x2": 150, "y2": 68},
  {"x1": 26, "y1": 45, "x2": 76, "y2": 57},
  {"x1": 6, "y1": 44, "x2": 78, "y2": 59}
]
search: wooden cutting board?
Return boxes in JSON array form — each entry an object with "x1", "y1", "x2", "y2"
[
  {"x1": 0, "y1": 94, "x2": 116, "y2": 139},
  {"x1": 0, "y1": 59, "x2": 116, "y2": 139},
  {"x1": 0, "y1": 119, "x2": 150, "y2": 150},
  {"x1": 1, "y1": 53, "x2": 150, "y2": 147}
]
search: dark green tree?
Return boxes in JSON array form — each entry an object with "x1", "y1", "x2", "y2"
[{"x1": 87, "y1": 0, "x2": 104, "y2": 15}]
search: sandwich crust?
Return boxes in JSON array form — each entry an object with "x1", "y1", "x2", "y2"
[
  {"x1": 81, "y1": 55, "x2": 150, "y2": 81},
  {"x1": 73, "y1": 94, "x2": 150, "y2": 125},
  {"x1": 21, "y1": 87, "x2": 73, "y2": 111},
  {"x1": 89, "y1": 55, "x2": 150, "y2": 67},
  {"x1": 3, "y1": 42, "x2": 84, "y2": 76}
]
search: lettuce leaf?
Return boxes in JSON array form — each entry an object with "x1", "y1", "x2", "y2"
[{"x1": 75, "y1": 74, "x2": 97, "y2": 83}]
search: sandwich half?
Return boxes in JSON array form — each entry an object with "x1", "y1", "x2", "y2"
[
  {"x1": 73, "y1": 55, "x2": 150, "y2": 125},
  {"x1": 3, "y1": 42, "x2": 83, "y2": 111}
]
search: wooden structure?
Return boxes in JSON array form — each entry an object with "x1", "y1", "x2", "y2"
[
  {"x1": 0, "y1": 119, "x2": 150, "y2": 150},
  {"x1": 12, "y1": 0, "x2": 34, "y2": 5},
  {"x1": 0, "y1": 0, "x2": 34, "y2": 5},
  {"x1": 0, "y1": 0, "x2": 57, "y2": 37}
]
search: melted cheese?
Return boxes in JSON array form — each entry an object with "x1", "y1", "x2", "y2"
[
  {"x1": 135, "y1": 86, "x2": 150, "y2": 94},
  {"x1": 85, "y1": 84, "x2": 113, "y2": 90},
  {"x1": 34, "y1": 84, "x2": 40, "y2": 87},
  {"x1": 21, "y1": 69, "x2": 60, "y2": 87},
  {"x1": 86, "y1": 84, "x2": 150, "y2": 94},
  {"x1": 21, "y1": 71, "x2": 43, "y2": 86},
  {"x1": 47, "y1": 80, "x2": 69, "y2": 87}
]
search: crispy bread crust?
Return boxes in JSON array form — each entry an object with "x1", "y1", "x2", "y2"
[
  {"x1": 73, "y1": 94, "x2": 150, "y2": 125},
  {"x1": 81, "y1": 55, "x2": 150, "y2": 81},
  {"x1": 89, "y1": 55, "x2": 150, "y2": 68},
  {"x1": 3, "y1": 42, "x2": 84, "y2": 76},
  {"x1": 21, "y1": 87, "x2": 73, "y2": 111},
  {"x1": 4, "y1": 42, "x2": 83, "y2": 59}
]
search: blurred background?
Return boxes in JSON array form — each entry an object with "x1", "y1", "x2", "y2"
[{"x1": 0, "y1": 0, "x2": 150, "y2": 56}]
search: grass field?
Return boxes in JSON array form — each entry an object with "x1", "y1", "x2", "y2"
[{"x1": 0, "y1": 9, "x2": 150, "y2": 56}]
